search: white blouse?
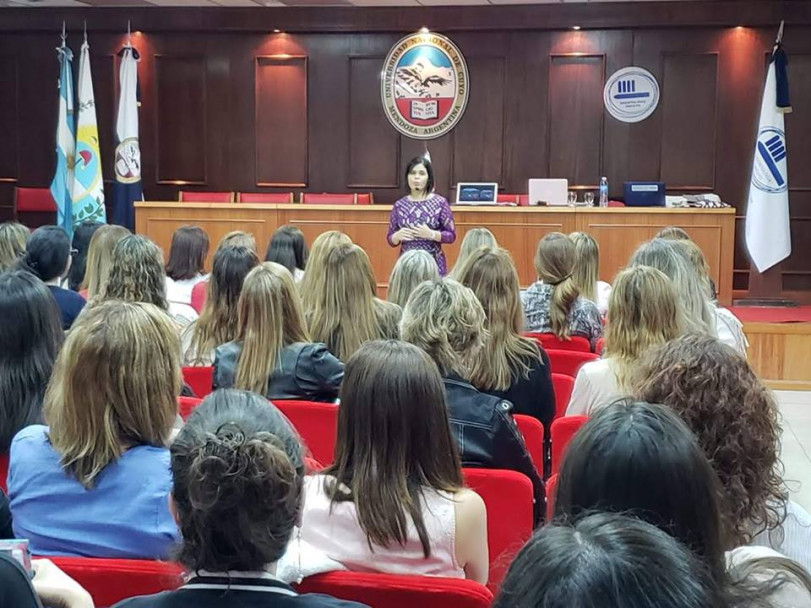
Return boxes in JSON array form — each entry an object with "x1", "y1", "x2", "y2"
[{"x1": 566, "y1": 358, "x2": 622, "y2": 417}]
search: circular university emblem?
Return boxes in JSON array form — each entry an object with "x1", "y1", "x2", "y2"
[
  {"x1": 115, "y1": 137, "x2": 141, "y2": 184},
  {"x1": 752, "y1": 127, "x2": 788, "y2": 194},
  {"x1": 381, "y1": 32, "x2": 469, "y2": 140},
  {"x1": 603, "y1": 67, "x2": 660, "y2": 123}
]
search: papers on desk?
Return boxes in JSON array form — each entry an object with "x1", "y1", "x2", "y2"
[{"x1": 666, "y1": 194, "x2": 730, "y2": 208}]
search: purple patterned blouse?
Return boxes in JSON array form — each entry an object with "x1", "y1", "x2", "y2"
[{"x1": 387, "y1": 194, "x2": 456, "y2": 275}]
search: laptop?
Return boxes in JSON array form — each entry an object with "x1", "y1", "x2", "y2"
[
  {"x1": 528, "y1": 179, "x2": 568, "y2": 207},
  {"x1": 624, "y1": 182, "x2": 666, "y2": 207}
]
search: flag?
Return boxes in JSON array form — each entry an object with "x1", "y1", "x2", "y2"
[
  {"x1": 111, "y1": 44, "x2": 142, "y2": 230},
  {"x1": 72, "y1": 35, "x2": 106, "y2": 224},
  {"x1": 50, "y1": 40, "x2": 75, "y2": 238},
  {"x1": 745, "y1": 28, "x2": 792, "y2": 273}
]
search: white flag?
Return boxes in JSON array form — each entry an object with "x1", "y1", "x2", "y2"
[
  {"x1": 745, "y1": 49, "x2": 791, "y2": 273},
  {"x1": 111, "y1": 45, "x2": 142, "y2": 229}
]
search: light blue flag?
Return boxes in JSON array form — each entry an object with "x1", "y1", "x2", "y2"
[{"x1": 50, "y1": 40, "x2": 76, "y2": 238}]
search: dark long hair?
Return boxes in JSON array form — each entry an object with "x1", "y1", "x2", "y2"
[
  {"x1": 68, "y1": 221, "x2": 103, "y2": 291},
  {"x1": 326, "y1": 340, "x2": 462, "y2": 558},
  {"x1": 404, "y1": 155, "x2": 434, "y2": 195},
  {"x1": 170, "y1": 389, "x2": 304, "y2": 571},
  {"x1": 166, "y1": 225, "x2": 209, "y2": 281},
  {"x1": 15, "y1": 226, "x2": 71, "y2": 282},
  {"x1": 495, "y1": 512, "x2": 723, "y2": 608},
  {"x1": 0, "y1": 271, "x2": 63, "y2": 451},
  {"x1": 265, "y1": 225, "x2": 308, "y2": 274}
]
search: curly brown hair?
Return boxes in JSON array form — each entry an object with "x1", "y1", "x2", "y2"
[{"x1": 631, "y1": 333, "x2": 787, "y2": 544}]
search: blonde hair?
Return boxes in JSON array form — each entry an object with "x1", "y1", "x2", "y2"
[
  {"x1": 299, "y1": 231, "x2": 353, "y2": 316},
  {"x1": 605, "y1": 266, "x2": 685, "y2": 389},
  {"x1": 218, "y1": 231, "x2": 257, "y2": 252},
  {"x1": 44, "y1": 300, "x2": 180, "y2": 488},
  {"x1": 401, "y1": 278, "x2": 487, "y2": 377},
  {"x1": 450, "y1": 228, "x2": 497, "y2": 278},
  {"x1": 534, "y1": 233, "x2": 579, "y2": 340},
  {"x1": 674, "y1": 240, "x2": 714, "y2": 300},
  {"x1": 100, "y1": 235, "x2": 168, "y2": 310},
  {"x1": 0, "y1": 222, "x2": 29, "y2": 271},
  {"x1": 306, "y1": 242, "x2": 383, "y2": 361},
  {"x1": 388, "y1": 250, "x2": 439, "y2": 308},
  {"x1": 656, "y1": 226, "x2": 691, "y2": 241},
  {"x1": 83, "y1": 225, "x2": 131, "y2": 298},
  {"x1": 569, "y1": 232, "x2": 599, "y2": 303},
  {"x1": 455, "y1": 247, "x2": 541, "y2": 391},
  {"x1": 234, "y1": 262, "x2": 310, "y2": 394}
]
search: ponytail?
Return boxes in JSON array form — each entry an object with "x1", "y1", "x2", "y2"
[{"x1": 549, "y1": 275, "x2": 579, "y2": 340}]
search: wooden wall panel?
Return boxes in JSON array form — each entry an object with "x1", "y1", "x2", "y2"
[
  {"x1": 0, "y1": 56, "x2": 17, "y2": 183},
  {"x1": 548, "y1": 55, "x2": 604, "y2": 188},
  {"x1": 255, "y1": 55, "x2": 308, "y2": 187},
  {"x1": 154, "y1": 55, "x2": 207, "y2": 184},
  {"x1": 660, "y1": 53, "x2": 718, "y2": 189}
]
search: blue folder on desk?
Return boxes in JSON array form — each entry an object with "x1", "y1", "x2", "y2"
[{"x1": 624, "y1": 182, "x2": 666, "y2": 207}]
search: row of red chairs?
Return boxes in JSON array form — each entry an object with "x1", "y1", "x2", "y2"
[
  {"x1": 178, "y1": 191, "x2": 376, "y2": 205},
  {"x1": 524, "y1": 332, "x2": 604, "y2": 355}
]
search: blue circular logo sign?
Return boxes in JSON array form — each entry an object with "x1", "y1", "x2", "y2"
[
  {"x1": 752, "y1": 127, "x2": 788, "y2": 194},
  {"x1": 603, "y1": 67, "x2": 660, "y2": 123}
]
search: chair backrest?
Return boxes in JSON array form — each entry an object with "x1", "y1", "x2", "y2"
[
  {"x1": 236, "y1": 192, "x2": 294, "y2": 203},
  {"x1": 179, "y1": 191, "x2": 234, "y2": 203},
  {"x1": 181, "y1": 366, "x2": 214, "y2": 398},
  {"x1": 49, "y1": 557, "x2": 184, "y2": 608},
  {"x1": 551, "y1": 373, "x2": 575, "y2": 420},
  {"x1": 462, "y1": 468, "x2": 533, "y2": 592},
  {"x1": 545, "y1": 349, "x2": 600, "y2": 378},
  {"x1": 595, "y1": 337, "x2": 605, "y2": 355},
  {"x1": 297, "y1": 571, "x2": 493, "y2": 608},
  {"x1": 15, "y1": 187, "x2": 57, "y2": 213},
  {"x1": 517, "y1": 194, "x2": 529, "y2": 206},
  {"x1": 546, "y1": 473, "x2": 558, "y2": 520},
  {"x1": 356, "y1": 193, "x2": 374, "y2": 205},
  {"x1": 524, "y1": 333, "x2": 591, "y2": 353},
  {"x1": 300, "y1": 193, "x2": 357, "y2": 205},
  {"x1": 190, "y1": 280, "x2": 208, "y2": 314},
  {"x1": 178, "y1": 396, "x2": 203, "y2": 421},
  {"x1": 273, "y1": 400, "x2": 338, "y2": 467},
  {"x1": 513, "y1": 415, "x2": 544, "y2": 476},
  {"x1": 496, "y1": 193, "x2": 518, "y2": 205},
  {"x1": 550, "y1": 415, "x2": 588, "y2": 476},
  {"x1": 0, "y1": 453, "x2": 8, "y2": 494}
]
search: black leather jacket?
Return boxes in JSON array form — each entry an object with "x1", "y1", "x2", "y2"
[
  {"x1": 214, "y1": 341, "x2": 344, "y2": 402},
  {"x1": 443, "y1": 374, "x2": 545, "y2": 522}
]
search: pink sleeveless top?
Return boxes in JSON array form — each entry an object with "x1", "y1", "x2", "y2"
[{"x1": 299, "y1": 474, "x2": 464, "y2": 578}]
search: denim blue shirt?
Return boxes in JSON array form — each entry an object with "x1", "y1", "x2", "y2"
[{"x1": 8, "y1": 425, "x2": 179, "y2": 559}]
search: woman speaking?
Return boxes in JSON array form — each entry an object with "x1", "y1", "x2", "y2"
[{"x1": 387, "y1": 155, "x2": 456, "y2": 275}]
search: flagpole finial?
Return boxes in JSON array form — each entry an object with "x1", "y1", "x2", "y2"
[
  {"x1": 127, "y1": 20, "x2": 132, "y2": 46},
  {"x1": 61, "y1": 21, "x2": 66, "y2": 45},
  {"x1": 776, "y1": 20, "x2": 785, "y2": 45},
  {"x1": 83, "y1": 20, "x2": 87, "y2": 42}
]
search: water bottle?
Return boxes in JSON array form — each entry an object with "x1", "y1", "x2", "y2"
[{"x1": 599, "y1": 177, "x2": 609, "y2": 207}]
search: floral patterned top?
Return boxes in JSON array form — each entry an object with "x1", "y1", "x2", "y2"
[
  {"x1": 521, "y1": 281, "x2": 603, "y2": 349},
  {"x1": 387, "y1": 194, "x2": 456, "y2": 275}
]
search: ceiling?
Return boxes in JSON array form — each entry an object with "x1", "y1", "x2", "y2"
[{"x1": 0, "y1": 0, "x2": 706, "y2": 6}]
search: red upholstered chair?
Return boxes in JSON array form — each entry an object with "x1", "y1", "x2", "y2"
[
  {"x1": 462, "y1": 468, "x2": 533, "y2": 592},
  {"x1": 178, "y1": 191, "x2": 234, "y2": 203},
  {"x1": 356, "y1": 193, "x2": 374, "y2": 205},
  {"x1": 496, "y1": 193, "x2": 519, "y2": 205},
  {"x1": 595, "y1": 337, "x2": 605, "y2": 355},
  {"x1": 517, "y1": 194, "x2": 529, "y2": 206},
  {"x1": 300, "y1": 193, "x2": 357, "y2": 205},
  {"x1": 550, "y1": 415, "x2": 588, "y2": 476},
  {"x1": 14, "y1": 186, "x2": 57, "y2": 226},
  {"x1": 177, "y1": 396, "x2": 203, "y2": 421},
  {"x1": 524, "y1": 333, "x2": 591, "y2": 353},
  {"x1": 49, "y1": 557, "x2": 184, "y2": 608},
  {"x1": 236, "y1": 192, "x2": 294, "y2": 203},
  {"x1": 297, "y1": 571, "x2": 493, "y2": 608},
  {"x1": 273, "y1": 400, "x2": 338, "y2": 467},
  {"x1": 190, "y1": 280, "x2": 208, "y2": 314},
  {"x1": 607, "y1": 200, "x2": 626, "y2": 207},
  {"x1": 181, "y1": 366, "x2": 214, "y2": 398},
  {"x1": 0, "y1": 453, "x2": 8, "y2": 494},
  {"x1": 545, "y1": 349, "x2": 600, "y2": 378},
  {"x1": 551, "y1": 373, "x2": 575, "y2": 420},
  {"x1": 546, "y1": 473, "x2": 558, "y2": 520},
  {"x1": 514, "y1": 415, "x2": 544, "y2": 478}
]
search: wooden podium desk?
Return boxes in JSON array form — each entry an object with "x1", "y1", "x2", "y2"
[{"x1": 135, "y1": 203, "x2": 735, "y2": 305}]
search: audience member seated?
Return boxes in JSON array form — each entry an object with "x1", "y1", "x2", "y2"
[
  {"x1": 9, "y1": 300, "x2": 181, "y2": 558},
  {"x1": 633, "y1": 333, "x2": 811, "y2": 572},
  {"x1": 182, "y1": 245, "x2": 259, "y2": 366},
  {"x1": 454, "y1": 247, "x2": 555, "y2": 432},
  {"x1": 566, "y1": 266, "x2": 684, "y2": 416},
  {"x1": 569, "y1": 232, "x2": 611, "y2": 316},
  {"x1": 0, "y1": 272, "x2": 63, "y2": 457},
  {"x1": 554, "y1": 400, "x2": 811, "y2": 607},
  {"x1": 0, "y1": 493, "x2": 12, "y2": 539},
  {"x1": 113, "y1": 389, "x2": 365, "y2": 608},
  {"x1": 67, "y1": 220, "x2": 103, "y2": 292},
  {"x1": 0, "y1": 554, "x2": 94, "y2": 608},
  {"x1": 266, "y1": 224, "x2": 309, "y2": 283},
  {"x1": 218, "y1": 229, "x2": 257, "y2": 252},
  {"x1": 214, "y1": 262, "x2": 343, "y2": 402},
  {"x1": 0, "y1": 221, "x2": 29, "y2": 271},
  {"x1": 448, "y1": 227, "x2": 497, "y2": 279},
  {"x1": 304, "y1": 237, "x2": 401, "y2": 361},
  {"x1": 300, "y1": 231, "x2": 352, "y2": 311},
  {"x1": 387, "y1": 250, "x2": 439, "y2": 308},
  {"x1": 100, "y1": 234, "x2": 198, "y2": 327},
  {"x1": 401, "y1": 278, "x2": 544, "y2": 517},
  {"x1": 494, "y1": 512, "x2": 722, "y2": 608},
  {"x1": 291, "y1": 340, "x2": 488, "y2": 584},
  {"x1": 81, "y1": 224, "x2": 130, "y2": 300},
  {"x1": 656, "y1": 225, "x2": 691, "y2": 241},
  {"x1": 165, "y1": 225, "x2": 209, "y2": 306},
  {"x1": 15, "y1": 226, "x2": 85, "y2": 329},
  {"x1": 521, "y1": 232, "x2": 602, "y2": 349}
]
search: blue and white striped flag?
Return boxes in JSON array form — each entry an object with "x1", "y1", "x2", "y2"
[{"x1": 50, "y1": 40, "x2": 75, "y2": 237}]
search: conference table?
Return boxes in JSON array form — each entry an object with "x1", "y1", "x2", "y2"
[{"x1": 135, "y1": 202, "x2": 736, "y2": 306}]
